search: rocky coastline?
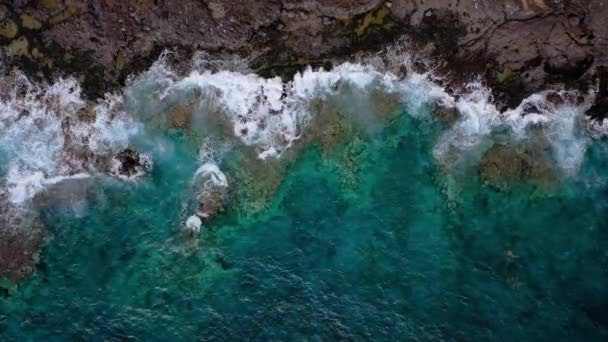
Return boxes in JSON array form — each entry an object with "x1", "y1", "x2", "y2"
[{"x1": 0, "y1": 0, "x2": 606, "y2": 116}]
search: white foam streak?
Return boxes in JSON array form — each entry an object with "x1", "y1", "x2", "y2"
[
  {"x1": 396, "y1": 72, "x2": 454, "y2": 116},
  {"x1": 143, "y1": 54, "x2": 599, "y2": 174},
  {"x1": 1, "y1": 52, "x2": 602, "y2": 206},
  {"x1": 7, "y1": 171, "x2": 90, "y2": 204}
]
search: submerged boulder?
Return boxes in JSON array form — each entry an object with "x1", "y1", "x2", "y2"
[
  {"x1": 197, "y1": 188, "x2": 225, "y2": 223},
  {"x1": 184, "y1": 162, "x2": 228, "y2": 235},
  {"x1": 183, "y1": 189, "x2": 225, "y2": 237},
  {"x1": 432, "y1": 106, "x2": 459, "y2": 122},
  {"x1": 0, "y1": 190, "x2": 44, "y2": 282},
  {"x1": 169, "y1": 105, "x2": 192, "y2": 129},
  {"x1": 0, "y1": 228, "x2": 43, "y2": 282},
  {"x1": 479, "y1": 142, "x2": 557, "y2": 191}
]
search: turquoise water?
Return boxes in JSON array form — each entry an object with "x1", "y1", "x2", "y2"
[{"x1": 2, "y1": 71, "x2": 608, "y2": 341}]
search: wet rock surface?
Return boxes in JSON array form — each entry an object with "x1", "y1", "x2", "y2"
[
  {"x1": 479, "y1": 142, "x2": 557, "y2": 191},
  {"x1": 0, "y1": 0, "x2": 606, "y2": 118},
  {"x1": 0, "y1": 190, "x2": 44, "y2": 282},
  {"x1": 197, "y1": 188, "x2": 225, "y2": 223},
  {"x1": 111, "y1": 148, "x2": 151, "y2": 178}
]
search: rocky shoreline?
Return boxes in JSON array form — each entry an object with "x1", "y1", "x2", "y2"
[{"x1": 0, "y1": 0, "x2": 607, "y2": 117}]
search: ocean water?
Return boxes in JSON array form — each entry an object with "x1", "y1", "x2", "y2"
[{"x1": 1, "y1": 54, "x2": 608, "y2": 341}]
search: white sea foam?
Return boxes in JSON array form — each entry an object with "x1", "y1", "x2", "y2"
[
  {"x1": 431, "y1": 82, "x2": 594, "y2": 174},
  {"x1": 194, "y1": 162, "x2": 228, "y2": 189},
  {"x1": 395, "y1": 72, "x2": 455, "y2": 116},
  {"x1": 72, "y1": 94, "x2": 141, "y2": 154},
  {"x1": 153, "y1": 62, "x2": 396, "y2": 159},
  {"x1": 587, "y1": 117, "x2": 608, "y2": 139},
  {"x1": 7, "y1": 171, "x2": 91, "y2": 204},
  {"x1": 0, "y1": 51, "x2": 603, "y2": 207},
  {"x1": 185, "y1": 215, "x2": 203, "y2": 233},
  {"x1": 132, "y1": 53, "x2": 600, "y2": 175},
  {"x1": 0, "y1": 74, "x2": 140, "y2": 204}
]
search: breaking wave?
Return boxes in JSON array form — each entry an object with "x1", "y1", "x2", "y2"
[
  {"x1": 0, "y1": 73, "x2": 140, "y2": 204},
  {"x1": 127, "y1": 51, "x2": 599, "y2": 178},
  {"x1": 0, "y1": 48, "x2": 603, "y2": 211}
]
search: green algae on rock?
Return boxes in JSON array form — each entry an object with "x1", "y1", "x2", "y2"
[{"x1": 0, "y1": 19, "x2": 18, "y2": 39}]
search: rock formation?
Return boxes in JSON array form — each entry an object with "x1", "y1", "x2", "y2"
[{"x1": 111, "y1": 148, "x2": 152, "y2": 178}]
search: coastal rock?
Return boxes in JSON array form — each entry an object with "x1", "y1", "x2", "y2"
[
  {"x1": 186, "y1": 162, "x2": 229, "y2": 231},
  {"x1": 588, "y1": 66, "x2": 608, "y2": 120},
  {"x1": 197, "y1": 188, "x2": 225, "y2": 223},
  {"x1": 111, "y1": 148, "x2": 151, "y2": 178}
]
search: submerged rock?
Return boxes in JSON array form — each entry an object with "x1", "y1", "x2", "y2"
[
  {"x1": 184, "y1": 162, "x2": 228, "y2": 235},
  {"x1": 169, "y1": 105, "x2": 192, "y2": 129},
  {"x1": 432, "y1": 106, "x2": 459, "y2": 122},
  {"x1": 479, "y1": 143, "x2": 556, "y2": 191},
  {"x1": 0, "y1": 190, "x2": 44, "y2": 282},
  {"x1": 197, "y1": 188, "x2": 225, "y2": 223}
]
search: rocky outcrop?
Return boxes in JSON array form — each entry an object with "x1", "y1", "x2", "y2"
[
  {"x1": 390, "y1": 0, "x2": 601, "y2": 109},
  {"x1": 110, "y1": 148, "x2": 152, "y2": 178}
]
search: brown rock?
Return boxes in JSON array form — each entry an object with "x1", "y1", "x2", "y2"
[
  {"x1": 169, "y1": 105, "x2": 192, "y2": 129},
  {"x1": 0, "y1": 18, "x2": 18, "y2": 38},
  {"x1": 479, "y1": 143, "x2": 557, "y2": 191},
  {"x1": 0, "y1": 192, "x2": 45, "y2": 282},
  {"x1": 197, "y1": 189, "x2": 225, "y2": 222}
]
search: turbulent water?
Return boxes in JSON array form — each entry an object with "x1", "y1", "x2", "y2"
[{"x1": 1, "y1": 50, "x2": 608, "y2": 341}]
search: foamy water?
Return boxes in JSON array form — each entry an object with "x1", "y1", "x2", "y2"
[
  {"x1": 0, "y1": 51, "x2": 602, "y2": 207},
  {"x1": 0, "y1": 74, "x2": 140, "y2": 204},
  {"x1": 433, "y1": 85, "x2": 594, "y2": 174},
  {"x1": 141, "y1": 54, "x2": 598, "y2": 177}
]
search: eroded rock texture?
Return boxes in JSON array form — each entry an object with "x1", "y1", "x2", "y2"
[{"x1": 0, "y1": 190, "x2": 44, "y2": 282}]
